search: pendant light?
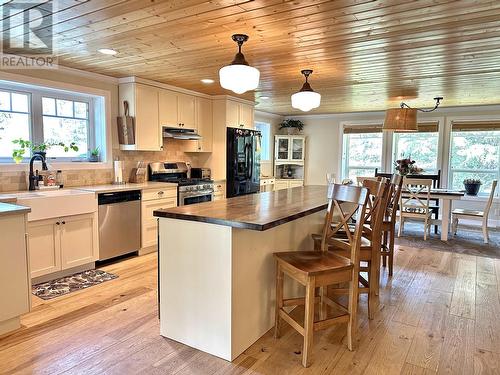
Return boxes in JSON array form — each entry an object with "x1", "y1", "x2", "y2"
[
  {"x1": 291, "y1": 69, "x2": 321, "y2": 112},
  {"x1": 383, "y1": 96, "x2": 443, "y2": 132},
  {"x1": 219, "y1": 34, "x2": 260, "y2": 95}
]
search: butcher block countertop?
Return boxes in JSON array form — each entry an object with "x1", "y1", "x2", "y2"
[{"x1": 154, "y1": 185, "x2": 328, "y2": 231}]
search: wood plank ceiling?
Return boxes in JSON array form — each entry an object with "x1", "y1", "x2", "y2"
[{"x1": 4, "y1": 0, "x2": 500, "y2": 115}]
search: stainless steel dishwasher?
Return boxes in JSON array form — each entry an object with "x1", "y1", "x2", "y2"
[{"x1": 98, "y1": 190, "x2": 141, "y2": 261}]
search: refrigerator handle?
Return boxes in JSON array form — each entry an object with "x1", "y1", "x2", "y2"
[{"x1": 249, "y1": 140, "x2": 253, "y2": 180}]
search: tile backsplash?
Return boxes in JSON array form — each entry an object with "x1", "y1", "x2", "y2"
[{"x1": 0, "y1": 138, "x2": 206, "y2": 192}]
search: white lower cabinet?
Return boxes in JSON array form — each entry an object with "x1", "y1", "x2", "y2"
[
  {"x1": 28, "y1": 213, "x2": 97, "y2": 279},
  {"x1": 141, "y1": 188, "x2": 177, "y2": 249},
  {"x1": 274, "y1": 179, "x2": 304, "y2": 191}
]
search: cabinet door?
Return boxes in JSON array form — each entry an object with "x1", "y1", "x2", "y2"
[
  {"x1": 60, "y1": 214, "x2": 95, "y2": 270},
  {"x1": 196, "y1": 97, "x2": 213, "y2": 152},
  {"x1": 274, "y1": 181, "x2": 290, "y2": 191},
  {"x1": 135, "y1": 84, "x2": 161, "y2": 150},
  {"x1": 275, "y1": 136, "x2": 290, "y2": 161},
  {"x1": 28, "y1": 219, "x2": 61, "y2": 278},
  {"x1": 239, "y1": 104, "x2": 254, "y2": 129},
  {"x1": 177, "y1": 94, "x2": 196, "y2": 128},
  {"x1": 291, "y1": 137, "x2": 305, "y2": 161},
  {"x1": 141, "y1": 198, "x2": 177, "y2": 248},
  {"x1": 288, "y1": 180, "x2": 304, "y2": 188},
  {"x1": 158, "y1": 89, "x2": 179, "y2": 128},
  {"x1": 226, "y1": 100, "x2": 240, "y2": 127},
  {"x1": 0, "y1": 215, "x2": 30, "y2": 321}
]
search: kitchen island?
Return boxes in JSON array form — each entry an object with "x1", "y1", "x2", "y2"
[{"x1": 154, "y1": 185, "x2": 328, "y2": 361}]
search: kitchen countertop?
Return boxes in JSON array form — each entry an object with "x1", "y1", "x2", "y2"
[
  {"x1": 76, "y1": 181, "x2": 177, "y2": 194},
  {"x1": 154, "y1": 185, "x2": 328, "y2": 231},
  {"x1": 0, "y1": 202, "x2": 31, "y2": 217}
]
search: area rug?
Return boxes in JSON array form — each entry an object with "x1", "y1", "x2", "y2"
[
  {"x1": 32, "y1": 269, "x2": 118, "y2": 300},
  {"x1": 396, "y1": 222, "x2": 500, "y2": 259}
]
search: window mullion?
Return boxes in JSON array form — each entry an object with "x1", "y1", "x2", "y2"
[{"x1": 31, "y1": 92, "x2": 44, "y2": 144}]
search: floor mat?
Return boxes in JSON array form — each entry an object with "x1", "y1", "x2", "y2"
[{"x1": 32, "y1": 269, "x2": 118, "y2": 300}]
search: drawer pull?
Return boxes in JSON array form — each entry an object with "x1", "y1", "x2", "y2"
[{"x1": 158, "y1": 191, "x2": 164, "y2": 195}]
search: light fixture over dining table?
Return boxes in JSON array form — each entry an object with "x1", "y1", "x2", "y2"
[
  {"x1": 291, "y1": 69, "x2": 321, "y2": 112},
  {"x1": 219, "y1": 34, "x2": 260, "y2": 95},
  {"x1": 383, "y1": 96, "x2": 444, "y2": 132}
]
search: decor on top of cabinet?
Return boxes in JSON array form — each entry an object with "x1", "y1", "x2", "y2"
[
  {"x1": 219, "y1": 34, "x2": 260, "y2": 95},
  {"x1": 463, "y1": 178, "x2": 482, "y2": 196},
  {"x1": 11, "y1": 138, "x2": 79, "y2": 163},
  {"x1": 117, "y1": 101, "x2": 135, "y2": 145},
  {"x1": 279, "y1": 119, "x2": 304, "y2": 135},
  {"x1": 291, "y1": 69, "x2": 321, "y2": 112},
  {"x1": 394, "y1": 156, "x2": 423, "y2": 176}
]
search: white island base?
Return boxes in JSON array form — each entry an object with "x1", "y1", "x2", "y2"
[{"x1": 158, "y1": 211, "x2": 323, "y2": 361}]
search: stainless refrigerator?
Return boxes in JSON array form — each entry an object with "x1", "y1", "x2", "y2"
[{"x1": 226, "y1": 127, "x2": 261, "y2": 198}]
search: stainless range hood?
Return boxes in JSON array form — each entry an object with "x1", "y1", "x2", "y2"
[{"x1": 162, "y1": 127, "x2": 202, "y2": 140}]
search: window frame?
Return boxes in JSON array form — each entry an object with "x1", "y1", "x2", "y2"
[
  {"x1": 392, "y1": 130, "x2": 440, "y2": 174},
  {"x1": 0, "y1": 82, "x2": 96, "y2": 163},
  {"x1": 255, "y1": 121, "x2": 272, "y2": 162}
]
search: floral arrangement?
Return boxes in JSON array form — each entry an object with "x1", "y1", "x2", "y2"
[
  {"x1": 279, "y1": 119, "x2": 304, "y2": 134},
  {"x1": 394, "y1": 156, "x2": 423, "y2": 176},
  {"x1": 463, "y1": 178, "x2": 481, "y2": 185}
]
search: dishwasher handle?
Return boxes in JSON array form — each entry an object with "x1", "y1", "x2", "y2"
[{"x1": 98, "y1": 190, "x2": 141, "y2": 205}]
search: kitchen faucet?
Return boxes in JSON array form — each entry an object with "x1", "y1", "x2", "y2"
[{"x1": 28, "y1": 153, "x2": 48, "y2": 190}]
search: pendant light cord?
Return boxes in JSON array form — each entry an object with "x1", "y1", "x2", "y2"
[{"x1": 400, "y1": 96, "x2": 443, "y2": 112}]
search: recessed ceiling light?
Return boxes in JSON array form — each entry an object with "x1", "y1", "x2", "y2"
[
  {"x1": 98, "y1": 48, "x2": 118, "y2": 55},
  {"x1": 260, "y1": 96, "x2": 270, "y2": 100},
  {"x1": 201, "y1": 78, "x2": 214, "y2": 84}
]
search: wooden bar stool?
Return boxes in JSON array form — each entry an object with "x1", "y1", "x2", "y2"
[
  {"x1": 311, "y1": 178, "x2": 390, "y2": 319},
  {"x1": 274, "y1": 183, "x2": 369, "y2": 367},
  {"x1": 380, "y1": 174, "x2": 403, "y2": 276}
]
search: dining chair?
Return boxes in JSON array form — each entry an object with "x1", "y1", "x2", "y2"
[
  {"x1": 311, "y1": 178, "x2": 390, "y2": 319},
  {"x1": 380, "y1": 174, "x2": 403, "y2": 276},
  {"x1": 452, "y1": 180, "x2": 498, "y2": 244},
  {"x1": 399, "y1": 178, "x2": 433, "y2": 240},
  {"x1": 356, "y1": 176, "x2": 378, "y2": 185},
  {"x1": 273, "y1": 183, "x2": 369, "y2": 367}
]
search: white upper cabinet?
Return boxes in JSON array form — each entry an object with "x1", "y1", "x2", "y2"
[
  {"x1": 226, "y1": 100, "x2": 254, "y2": 129},
  {"x1": 275, "y1": 135, "x2": 305, "y2": 163},
  {"x1": 158, "y1": 90, "x2": 196, "y2": 129},
  {"x1": 119, "y1": 83, "x2": 162, "y2": 151},
  {"x1": 186, "y1": 97, "x2": 213, "y2": 152}
]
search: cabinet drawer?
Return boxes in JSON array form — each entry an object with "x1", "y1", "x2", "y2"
[
  {"x1": 142, "y1": 188, "x2": 177, "y2": 201},
  {"x1": 142, "y1": 198, "x2": 177, "y2": 221}
]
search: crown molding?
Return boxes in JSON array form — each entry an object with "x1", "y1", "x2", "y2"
[{"x1": 119, "y1": 76, "x2": 213, "y2": 99}]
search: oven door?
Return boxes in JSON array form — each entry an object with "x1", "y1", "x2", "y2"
[{"x1": 179, "y1": 191, "x2": 214, "y2": 206}]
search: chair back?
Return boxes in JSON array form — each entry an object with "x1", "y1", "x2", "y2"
[
  {"x1": 484, "y1": 180, "x2": 498, "y2": 217},
  {"x1": 374, "y1": 168, "x2": 393, "y2": 180},
  {"x1": 385, "y1": 174, "x2": 403, "y2": 222},
  {"x1": 320, "y1": 184, "x2": 369, "y2": 265},
  {"x1": 401, "y1": 178, "x2": 432, "y2": 214},
  {"x1": 356, "y1": 176, "x2": 378, "y2": 186}
]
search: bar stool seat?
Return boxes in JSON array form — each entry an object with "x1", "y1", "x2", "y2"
[{"x1": 274, "y1": 251, "x2": 353, "y2": 276}]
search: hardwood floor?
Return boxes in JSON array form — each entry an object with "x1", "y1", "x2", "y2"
[{"x1": 1, "y1": 243, "x2": 500, "y2": 375}]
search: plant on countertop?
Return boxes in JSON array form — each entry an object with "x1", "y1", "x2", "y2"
[
  {"x1": 11, "y1": 138, "x2": 79, "y2": 163},
  {"x1": 279, "y1": 119, "x2": 304, "y2": 134},
  {"x1": 463, "y1": 178, "x2": 482, "y2": 196},
  {"x1": 394, "y1": 156, "x2": 423, "y2": 176}
]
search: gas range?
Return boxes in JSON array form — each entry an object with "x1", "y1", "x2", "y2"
[{"x1": 149, "y1": 162, "x2": 214, "y2": 206}]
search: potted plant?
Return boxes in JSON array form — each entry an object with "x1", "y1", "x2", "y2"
[
  {"x1": 463, "y1": 178, "x2": 482, "y2": 196},
  {"x1": 89, "y1": 147, "x2": 100, "y2": 162},
  {"x1": 11, "y1": 138, "x2": 79, "y2": 163},
  {"x1": 279, "y1": 119, "x2": 304, "y2": 135},
  {"x1": 394, "y1": 155, "x2": 424, "y2": 176}
]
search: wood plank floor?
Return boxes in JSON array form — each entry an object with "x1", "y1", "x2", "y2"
[{"x1": 1, "y1": 243, "x2": 500, "y2": 375}]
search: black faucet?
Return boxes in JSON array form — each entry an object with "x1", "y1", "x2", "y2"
[{"x1": 28, "y1": 153, "x2": 48, "y2": 191}]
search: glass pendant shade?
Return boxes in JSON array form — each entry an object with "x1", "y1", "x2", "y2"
[
  {"x1": 291, "y1": 69, "x2": 321, "y2": 112},
  {"x1": 219, "y1": 34, "x2": 260, "y2": 95},
  {"x1": 383, "y1": 108, "x2": 418, "y2": 132},
  {"x1": 219, "y1": 64, "x2": 260, "y2": 94}
]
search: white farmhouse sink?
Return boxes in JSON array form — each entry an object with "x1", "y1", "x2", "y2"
[{"x1": 13, "y1": 189, "x2": 97, "y2": 221}]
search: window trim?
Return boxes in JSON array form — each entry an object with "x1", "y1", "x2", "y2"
[
  {"x1": 255, "y1": 121, "x2": 272, "y2": 162},
  {"x1": 0, "y1": 78, "x2": 108, "y2": 169}
]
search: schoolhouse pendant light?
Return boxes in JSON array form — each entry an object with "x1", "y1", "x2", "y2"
[
  {"x1": 383, "y1": 96, "x2": 443, "y2": 132},
  {"x1": 291, "y1": 69, "x2": 321, "y2": 112},
  {"x1": 219, "y1": 34, "x2": 260, "y2": 95}
]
